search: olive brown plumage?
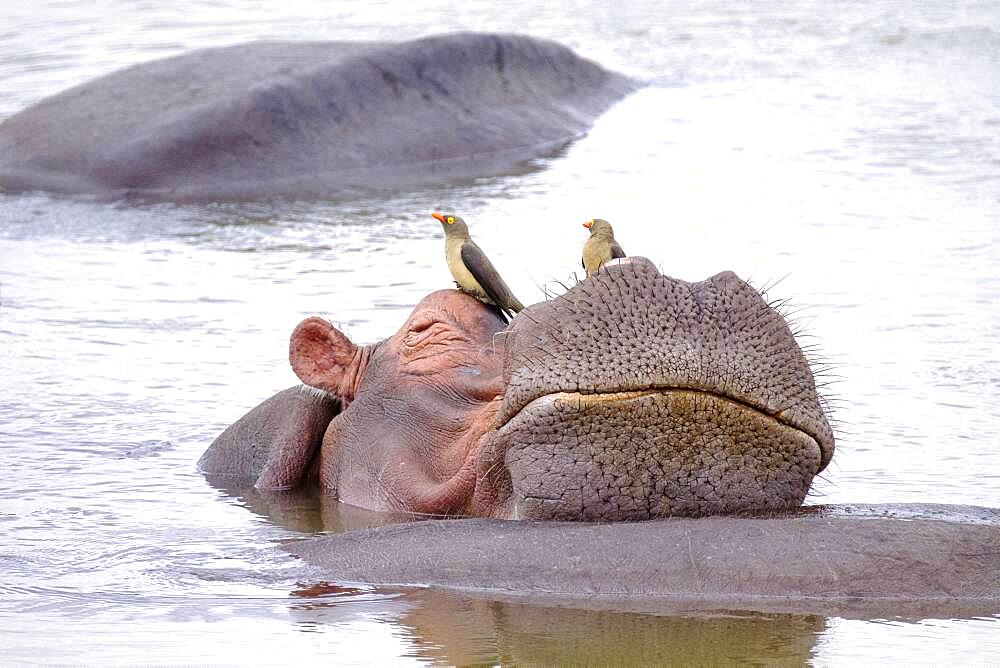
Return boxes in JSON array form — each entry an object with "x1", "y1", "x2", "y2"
[
  {"x1": 582, "y1": 218, "x2": 626, "y2": 277},
  {"x1": 432, "y1": 212, "x2": 525, "y2": 323}
]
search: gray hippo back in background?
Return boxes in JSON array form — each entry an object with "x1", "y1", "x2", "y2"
[{"x1": 0, "y1": 32, "x2": 635, "y2": 201}]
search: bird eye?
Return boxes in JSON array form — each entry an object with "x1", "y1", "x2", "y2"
[{"x1": 447, "y1": 216, "x2": 455, "y2": 224}]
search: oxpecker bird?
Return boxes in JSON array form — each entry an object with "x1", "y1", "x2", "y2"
[
  {"x1": 432, "y1": 212, "x2": 525, "y2": 323},
  {"x1": 582, "y1": 218, "x2": 627, "y2": 277}
]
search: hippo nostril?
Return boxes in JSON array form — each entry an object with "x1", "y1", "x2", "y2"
[{"x1": 709, "y1": 270, "x2": 741, "y2": 285}]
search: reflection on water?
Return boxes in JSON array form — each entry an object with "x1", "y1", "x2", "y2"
[
  {"x1": 1, "y1": 0, "x2": 999, "y2": 663},
  {"x1": 294, "y1": 585, "x2": 827, "y2": 665},
  {"x1": 207, "y1": 480, "x2": 427, "y2": 534}
]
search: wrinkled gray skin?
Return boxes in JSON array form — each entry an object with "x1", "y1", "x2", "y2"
[
  {"x1": 0, "y1": 33, "x2": 635, "y2": 201},
  {"x1": 485, "y1": 260, "x2": 835, "y2": 520}
]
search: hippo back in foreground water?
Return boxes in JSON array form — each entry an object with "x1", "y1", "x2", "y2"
[
  {"x1": 289, "y1": 504, "x2": 1000, "y2": 618},
  {"x1": 0, "y1": 33, "x2": 635, "y2": 201}
]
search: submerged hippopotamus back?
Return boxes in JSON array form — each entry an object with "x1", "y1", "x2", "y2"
[{"x1": 0, "y1": 33, "x2": 635, "y2": 201}]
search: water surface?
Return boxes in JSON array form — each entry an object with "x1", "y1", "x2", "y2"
[{"x1": 1, "y1": 0, "x2": 998, "y2": 663}]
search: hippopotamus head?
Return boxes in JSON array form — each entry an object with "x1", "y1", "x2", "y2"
[
  {"x1": 287, "y1": 289, "x2": 506, "y2": 515},
  {"x1": 203, "y1": 257, "x2": 834, "y2": 520}
]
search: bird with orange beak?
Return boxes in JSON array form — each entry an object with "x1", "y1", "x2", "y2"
[
  {"x1": 582, "y1": 218, "x2": 626, "y2": 277},
  {"x1": 432, "y1": 212, "x2": 525, "y2": 323}
]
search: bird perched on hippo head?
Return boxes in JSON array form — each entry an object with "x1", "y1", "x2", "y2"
[
  {"x1": 582, "y1": 218, "x2": 627, "y2": 277},
  {"x1": 432, "y1": 211, "x2": 525, "y2": 324}
]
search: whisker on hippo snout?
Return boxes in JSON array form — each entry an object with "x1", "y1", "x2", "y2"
[
  {"x1": 515, "y1": 307, "x2": 570, "y2": 345},
  {"x1": 748, "y1": 274, "x2": 791, "y2": 303},
  {"x1": 489, "y1": 330, "x2": 510, "y2": 356}
]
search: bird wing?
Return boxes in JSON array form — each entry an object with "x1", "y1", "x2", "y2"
[
  {"x1": 610, "y1": 241, "x2": 627, "y2": 259},
  {"x1": 461, "y1": 241, "x2": 524, "y2": 318}
]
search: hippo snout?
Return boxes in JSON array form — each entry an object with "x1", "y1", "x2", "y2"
[{"x1": 479, "y1": 257, "x2": 834, "y2": 521}]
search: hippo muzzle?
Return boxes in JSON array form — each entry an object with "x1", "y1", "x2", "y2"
[{"x1": 475, "y1": 257, "x2": 834, "y2": 520}]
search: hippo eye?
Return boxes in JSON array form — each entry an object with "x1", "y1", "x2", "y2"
[
  {"x1": 446, "y1": 216, "x2": 455, "y2": 224},
  {"x1": 402, "y1": 317, "x2": 465, "y2": 358}
]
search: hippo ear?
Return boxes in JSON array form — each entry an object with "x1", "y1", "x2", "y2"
[{"x1": 289, "y1": 317, "x2": 361, "y2": 399}]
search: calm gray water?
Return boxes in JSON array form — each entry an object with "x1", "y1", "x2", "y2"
[{"x1": 1, "y1": 0, "x2": 998, "y2": 663}]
